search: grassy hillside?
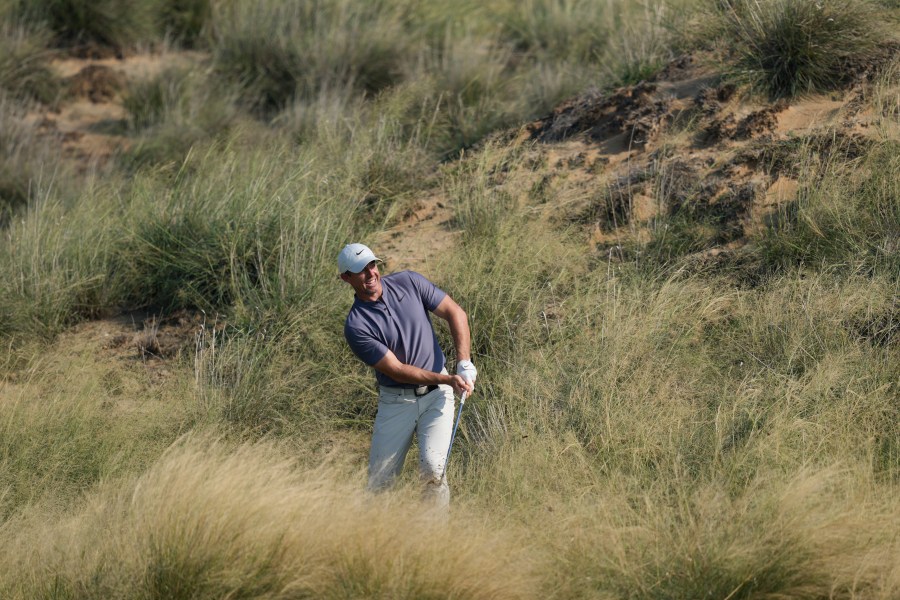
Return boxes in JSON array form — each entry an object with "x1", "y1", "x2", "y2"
[{"x1": 1, "y1": 0, "x2": 898, "y2": 598}]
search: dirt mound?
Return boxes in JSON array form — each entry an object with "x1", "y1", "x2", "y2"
[
  {"x1": 100, "y1": 310, "x2": 210, "y2": 360},
  {"x1": 528, "y1": 81, "x2": 672, "y2": 146},
  {"x1": 516, "y1": 50, "x2": 898, "y2": 261},
  {"x1": 702, "y1": 102, "x2": 788, "y2": 144},
  {"x1": 23, "y1": 51, "x2": 205, "y2": 168},
  {"x1": 841, "y1": 41, "x2": 900, "y2": 88},
  {"x1": 67, "y1": 64, "x2": 126, "y2": 103}
]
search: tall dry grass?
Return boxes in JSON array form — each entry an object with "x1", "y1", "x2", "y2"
[
  {"x1": 0, "y1": 0, "x2": 898, "y2": 596},
  {"x1": 0, "y1": 21, "x2": 58, "y2": 104},
  {"x1": 0, "y1": 436, "x2": 536, "y2": 599},
  {"x1": 0, "y1": 352, "x2": 197, "y2": 520}
]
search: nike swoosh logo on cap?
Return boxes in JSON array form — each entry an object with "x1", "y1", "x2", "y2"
[{"x1": 355, "y1": 249, "x2": 364, "y2": 255}]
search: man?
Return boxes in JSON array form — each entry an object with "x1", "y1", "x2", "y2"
[{"x1": 338, "y1": 243, "x2": 476, "y2": 508}]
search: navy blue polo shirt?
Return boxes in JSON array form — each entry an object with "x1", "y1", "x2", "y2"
[{"x1": 344, "y1": 271, "x2": 447, "y2": 387}]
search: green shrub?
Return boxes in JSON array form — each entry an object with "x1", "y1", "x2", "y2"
[
  {"x1": 600, "y1": 0, "x2": 675, "y2": 86},
  {"x1": 122, "y1": 67, "x2": 191, "y2": 130},
  {"x1": 0, "y1": 183, "x2": 117, "y2": 338},
  {"x1": 210, "y1": 0, "x2": 410, "y2": 115},
  {"x1": 491, "y1": 0, "x2": 611, "y2": 62},
  {"x1": 413, "y1": 34, "x2": 523, "y2": 157},
  {"x1": 114, "y1": 154, "x2": 286, "y2": 313},
  {"x1": 709, "y1": 0, "x2": 890, "y2": 97},
  {"x1": 17, "y1": 0, "x2": 163, "y2": 49},
  {"x1": 113, "y1": 138, "x2": 374, "y2": 315},
  {"x1": 644, "y1": 214, "x2": 720, "y2": 262},
  {"x1": 278, "y1": 84, "x2": 433, "y2": 219},
  {"x1": 160, "y1": 0, "x2": 210, "y2": 47},
  {"x1": 123, "y1": 212, "x2": 273, "y2": 312},
  {"x1": 0, "y1": 22, "x2": 59, "y2": 103},
  {"x1": 120, "y1": 67, "x2": 238, "y2": 168},
  {"x1": 0, "y1": 97, "x2": 35, "y2": 226},
  {"x1": 0, "y1": 94, "x2": 62, "y2": 228}
]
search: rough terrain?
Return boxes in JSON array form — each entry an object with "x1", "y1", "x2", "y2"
[{"x1": 10, "y1": 48, "x2": 897, "y2": 375}]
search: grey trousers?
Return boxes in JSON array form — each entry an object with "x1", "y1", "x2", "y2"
[{"x1": 368, "y1": 380, "x2": 455, "y2": 508}]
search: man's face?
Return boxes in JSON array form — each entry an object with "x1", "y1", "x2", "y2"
[{"x1": 340, "y1": 260, "x2": 382, "y2": 301}]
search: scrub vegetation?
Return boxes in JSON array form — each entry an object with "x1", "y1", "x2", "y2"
[
  {"x1": 0, "y1": 0, "x2": 898, "y2": 598},
  {"x1": 687, "y1": 0, "x2": 890, "y2": 97}
]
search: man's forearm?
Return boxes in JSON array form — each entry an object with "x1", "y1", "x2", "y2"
[
  {"x1": 389, "y1": 364, "x2": 455, "y2": 386},
  {"x1": 445, "y1": 307, "x2": 471, "y2": 362},
  {"x1": 433, "y1": 296, "x2": 472, "y2": 362},
  {"x1": 372, "y1": 353, "x2": 454, "y2": 386},
  {"x1": 449, "y1": 324, "x2": 471, "y2": 362}
]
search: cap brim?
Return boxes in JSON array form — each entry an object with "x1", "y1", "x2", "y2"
[{"x1": 345, "y1": 255, "x2": 381, "y2": 273}]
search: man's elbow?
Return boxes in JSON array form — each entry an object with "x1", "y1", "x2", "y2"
[
  {"x1": 435, "y1": 296, "x2": 469, "y2": 326},
  {"x1": 451, "y1": 305, "x2": 468, "y2": 327}
]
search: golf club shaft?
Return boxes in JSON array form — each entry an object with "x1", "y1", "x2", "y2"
[{"x1": 443, "y1": 391, "x2": 467, "y2": 477}]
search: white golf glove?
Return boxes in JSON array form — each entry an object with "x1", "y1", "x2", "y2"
[{"x1": 456, "y1": 359, "x2": 477, "y2": 389}]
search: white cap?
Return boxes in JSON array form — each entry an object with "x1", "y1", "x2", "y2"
[{"x1": 338, "y1": 243, "x2": 380, "y2": 274}]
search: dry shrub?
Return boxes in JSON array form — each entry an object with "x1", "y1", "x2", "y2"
[
  {"x1": 0, "y1": 436, "x2": 537, "y2": 599},
  {"x1": 545, "y1": 468, "x2": 900, "y2": 599}
]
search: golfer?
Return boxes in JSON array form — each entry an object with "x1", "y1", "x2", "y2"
[{"x1": 339, "y1": 243, "x2": 476, "y2": 508}]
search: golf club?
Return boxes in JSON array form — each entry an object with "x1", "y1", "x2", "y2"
[{"x1": 442, "y1": 390, "x2": 467, "y2": 479}]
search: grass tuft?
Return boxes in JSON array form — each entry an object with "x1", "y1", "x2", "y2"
[
  {"x1": 160, "y1": 0, "x2": 210, "y2": 47},
  {"x1": 710, "y1": 0, "x2": 891, "y2": 97},
  {"x1": 0, "y1": 21, "x2": 59, "y2": 103},
  {"x1": 16, "y1": 0, "x2": 164, "y2": 49},
  {"x1": 210, "y1": 0, "x2": 409, "y2": 115}
]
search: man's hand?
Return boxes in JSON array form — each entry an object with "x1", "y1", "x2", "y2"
[
  {"x1": 373, "y1": 350, "x2": 473, "y2": 395},
  {"x1": 456, "y1": 359, "x2": 477, "y2": 391},
  {"x1": 449, "y1": 374, "x2": 473, "y2": 396}
]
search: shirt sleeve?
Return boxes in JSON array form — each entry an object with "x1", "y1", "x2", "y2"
[
  {"x1": 407, "y1": 271, "x2": 447, "y2": 311},
  {"x1": 344, "y1": 321, "x2": 388, "y2": 366}
]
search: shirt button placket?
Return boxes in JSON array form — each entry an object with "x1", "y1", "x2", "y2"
[{"x1": 382, "y1": 290, "x2": 406, "y2": 360}]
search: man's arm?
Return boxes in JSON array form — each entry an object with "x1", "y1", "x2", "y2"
[
  {"x1": 432, "y1": 295, "x2": 471, "y2": 362},
  {"x1": 372, "y1": 350, "x2": 472, "y2": 395}
]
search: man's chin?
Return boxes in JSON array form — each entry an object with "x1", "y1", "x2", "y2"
[{"x1": 358, "y1": 285, "x2": 381, "y2": 300}]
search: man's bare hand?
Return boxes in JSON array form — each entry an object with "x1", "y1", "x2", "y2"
[{"x1": 449, "y1": 374, "x2": 473, "y2": 396}]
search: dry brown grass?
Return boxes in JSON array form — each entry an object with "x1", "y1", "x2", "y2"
[{"x1": 0, "y1": 436, "x2": 538, "y2": 599}]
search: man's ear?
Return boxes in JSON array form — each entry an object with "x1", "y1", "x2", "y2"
[{"x1": 339, "y1": 272, "x2": 351, "y2": 283}]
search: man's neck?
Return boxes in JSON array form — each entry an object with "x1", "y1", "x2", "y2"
[{"x1": 356, "y1": 290, "x2": 383, "y2": 302}]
